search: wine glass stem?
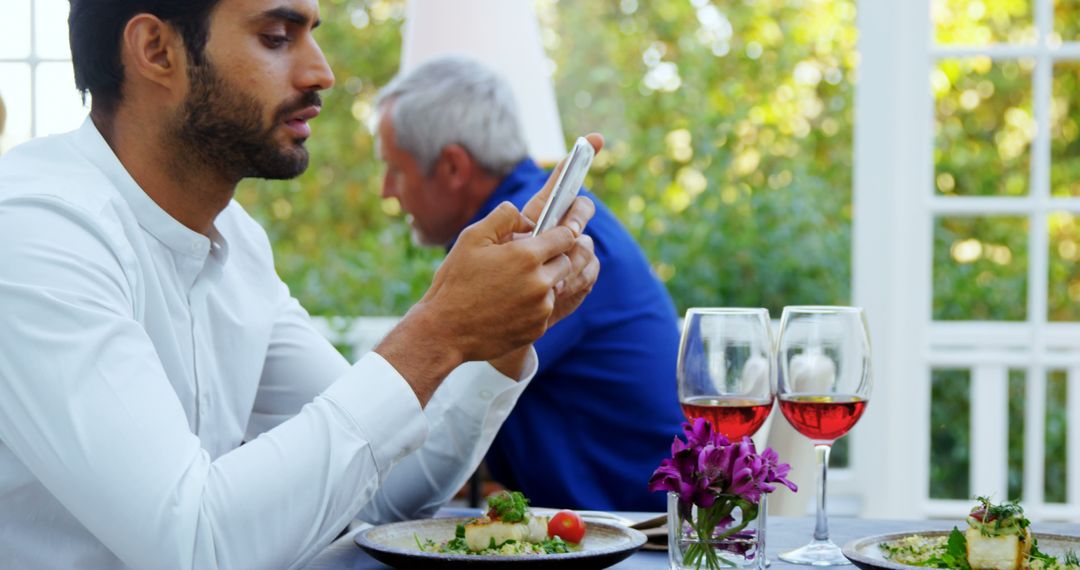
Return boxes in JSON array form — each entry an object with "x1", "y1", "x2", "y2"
[{"x1": 813, "y1": 443, "x2": 831, "y2": 542}]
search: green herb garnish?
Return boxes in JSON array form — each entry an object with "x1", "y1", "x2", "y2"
[
  {"x1": 539, "y1": 536, "x2": 572, "y2": 554},
  {"x1": 969, "y1": 496, "x2": 1028, "y2": 537},
  {"x1": 926, "y1": 528, "x2": 971, "y2": 570},
  {"x1": 486, "y1": 491, "x2": 529, "y2": 523}
]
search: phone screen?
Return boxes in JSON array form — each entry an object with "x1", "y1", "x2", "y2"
[{"x1": 532, "y1": 137, "x2": 595, "y2": 236}]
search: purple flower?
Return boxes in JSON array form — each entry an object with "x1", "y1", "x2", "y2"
[
  {"x1": 682, "y1": 417, "x2": 713, "y2": 449},
  {"x1": 649, "y1": 447, "x2": 715, "y2": 516},
  {"x1": 651, "y1": 421, "x2": 795, "y2": 570},
  {"x1": 726, "y1": 437, "x2": 765, "y2": 502},
  {"x1": 698, "y1": 444, "x2": 731, "y2": 484},
  {"x1": 650, "y1": 421, "x2": 797, "y2": 506},
  {"x1": 761, "y1": 446, "x2": 798, "y2": 493}
]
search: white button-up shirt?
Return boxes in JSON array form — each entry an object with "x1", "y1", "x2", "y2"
[{"x1": 0, "y1": 119, "x2": 534, "y2": 569}]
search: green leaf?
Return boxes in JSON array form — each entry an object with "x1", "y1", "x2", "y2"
[
  {"x1": 927, "y1": 527, "x2": 971, "y2": 570},
  {"x1": 1029, "y1": 537, "x2": 1056, "y2": 565},
  {"x1": 486, "y1": 491, "x2": 529, "y2": 523}
]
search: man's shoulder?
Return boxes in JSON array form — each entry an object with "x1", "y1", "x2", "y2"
[
  {"x1": 0, "y1": 131, "x2": 122, "y2": 216},
  {"x1": 576, "y1": 191, "x2": 643, "y2": 254}
]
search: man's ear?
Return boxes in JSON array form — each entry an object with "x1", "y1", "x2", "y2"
[
  {"x1": 121, "y1": 14, "x2": 188, "y2": 96},
  {"x1": 435, "y1": 144, "x2": 476, "y2": 193}
]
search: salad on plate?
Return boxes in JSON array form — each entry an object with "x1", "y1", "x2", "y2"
[
  {"x1": 879, "y1": 497, "x2": 1079, "y2": 570},
  {"x1": 416, "y1": 490, "x2": 587, "y2": 556}
]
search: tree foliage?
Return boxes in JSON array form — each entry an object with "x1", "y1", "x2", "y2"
[
  {"x1": 235, "y1": 0, "x2": 857, "y2": 317},
  {"x1": 229, "y1": 0, "x2": 1073, "y2": 501}
]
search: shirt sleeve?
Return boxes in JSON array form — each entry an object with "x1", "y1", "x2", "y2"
[
  {"x1": 250, "y1": 280, "x2": 538, "y2": 525},
  {"x1": 0, "y1": 197, "x2": 424, "y2": 569},
  {"x1": 358, "y1": 351, "x2": 537, "y2": 524},
  {"x1": 244, "y1": 282, "x2": 352, "y2": 439}
]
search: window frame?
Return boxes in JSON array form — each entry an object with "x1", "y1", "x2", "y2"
[
  {"x1": 853, "y1": 0, "x2": 1080, "y2": 519},
  {"x1": 0, "y1": 0, "x2": 82, "y2": 149}
]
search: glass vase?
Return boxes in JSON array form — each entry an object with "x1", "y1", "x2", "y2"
[{"x1": 667, "y1": 491, "x2": 766, "y2": 570}]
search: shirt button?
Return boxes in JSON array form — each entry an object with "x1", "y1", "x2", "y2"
[
  {"x1": 478, "y1": 389, "x2": 494, "y2": 401},
  {"x1": 191, "y1": 241, "x2": 201, "y2": 253}
]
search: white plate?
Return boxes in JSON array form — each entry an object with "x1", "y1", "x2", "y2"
[
  {"x1": 354, "y1": 516, "x2": 646, "y2": 569},
  {"x1": 842, "y1": 530, "x2": 1080, "y2": 570}
]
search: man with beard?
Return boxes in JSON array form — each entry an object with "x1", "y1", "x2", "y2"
[
  {"x1": 0, "y1": 0, "x2": 600, "y2": 568},
  {"x1": 375, "y1": 56, "x2": 684, "y2": 512}
]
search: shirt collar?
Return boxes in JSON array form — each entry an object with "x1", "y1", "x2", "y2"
[
  {"x1": 469, "y1": 158, "x2": 545, "y2": 227},
  {"x1": 73, "y1": 118, "x2": 216, "y2": 261}
]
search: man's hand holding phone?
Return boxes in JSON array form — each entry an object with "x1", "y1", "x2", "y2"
[
  {"x1": 522, "y1": 133, "x2": 604, "y2": 328},
  {"x1": 526, "y1": 134, "x2": 604, "y2": 237},
  {"x1": 375, "y1": 134, "x2": 604, "y2": 397}
]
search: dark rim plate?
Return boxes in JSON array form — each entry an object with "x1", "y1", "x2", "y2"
[
  {"x1": 354, "y1": 516, "x2": 647, "y2": 569},
  {"x1": 842, "y1": 530, "x2": 1080, "y2": 570}
]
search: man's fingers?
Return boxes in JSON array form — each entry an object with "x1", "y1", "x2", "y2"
[
  {"x1": 525, "y1": 225, "x2": 576, "y2": 262},
  {"x1": 522, "y1": 158, "x2": 568, "y2": 222},
  {"x1": 583, "y1": 132, "x2": 604, "y2": 154},
  {"x1": 462, "y1": 201, "x2": 533, "y2": 245},
  {"x1": 560, "y1": 196, "x2": 596, "y2": 237},
  {"x1": 540, "y1": 253, "x2": 573, "y2": 292},
  {"x1": 555, "y1": 235, "x2": 598, "y2": 294},
  {"x1": 522, "y1": 131, "x2": 603, "y2": 226}
]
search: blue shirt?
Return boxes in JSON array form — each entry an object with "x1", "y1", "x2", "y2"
[{"x1": 465, "y1": 159, "x2": 685, "y2": 511}]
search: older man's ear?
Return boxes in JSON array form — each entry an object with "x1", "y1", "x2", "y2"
[{"x1": 434, "y1": 143, "x2": 476, "y2": 194}]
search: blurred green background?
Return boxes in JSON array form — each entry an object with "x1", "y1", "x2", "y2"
[
  {"x1": 232, "y1": 0, "x2": 1075, "y2": 502},
  {"x1": 235, "y1": 0, "x2": 857, "y2": 318}
]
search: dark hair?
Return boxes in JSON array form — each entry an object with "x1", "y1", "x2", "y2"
[{"x1": 69, "y1": 0, "x2": 222, "y2": 114}]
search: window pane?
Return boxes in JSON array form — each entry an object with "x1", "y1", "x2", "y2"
[
  {"x1": 1049, "y1": 213, "x2": 1080, "y2": 321},
  {"x1": 1055, "y1": 0, "x2": 1080, "y2": 42},
  {"x1": 832, "y1": 435, "x2": 849, "y2": 468},
  {"x1": 930, "y1": 368, "x2": 971, "y2": 500},
  {"x1": 932, "y1": 0, "x2": 1035, "y2": 45},
  {"x1": 935, "y1": 58, "x2": 1033, "y2": 197},
  {"x1": 933, "y1": 216, "x2": 1028, "y2": 321},
  {"x1": 1051, "y1": 62, "x2": 1080, "y2": 197},
  {"x1": 35, "y1": 62, "x2": 87, "y2": 137},
  {"x1": 1007, "y1": 369, "x2": 1025, "y2": 501},
  {"x1": 0, "y1": 0, "x2": 31, "y2": 58},
  {"x1": 1045, "y1": 370, "x2": 1068, "y2": 503},
  {"x1": 0, "y1": 64, "x2": 32, "y2": 153},
  {"x1": 35, "y1": 0, "x2": 71, "y2": 59}
]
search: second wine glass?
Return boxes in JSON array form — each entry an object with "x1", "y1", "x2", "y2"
[
  {"x1": 775, "y1": 305, "x2": 872, "y2": 566},
  {"x1": 677, "y1": 308, "x2": 775, "y2": 440}
]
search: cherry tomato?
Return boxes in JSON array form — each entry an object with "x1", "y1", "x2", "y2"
[{"x1": 548, "y1": 510, "x2": 586, "y2": 543}]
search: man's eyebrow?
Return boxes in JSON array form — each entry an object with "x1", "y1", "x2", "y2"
[{"x1": 255, "y1": 7, "x2": 321, "y2": 28}]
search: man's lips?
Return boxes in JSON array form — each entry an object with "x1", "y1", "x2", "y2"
[{"x1": 283, "y1": 106, "x2": 320, "y2": 138}]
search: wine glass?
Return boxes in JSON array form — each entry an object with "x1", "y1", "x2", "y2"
[
  {"x1": 775, "y1": 306, "x2": 872, "y2": 566},
  {"x1": 676, "y1": 308, "x2": 775, "y2": 440}
]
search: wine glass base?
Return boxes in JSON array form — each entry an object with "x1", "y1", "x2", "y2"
[{"x1": 778, "y1": 539, "x2": 851, "y2": 566}]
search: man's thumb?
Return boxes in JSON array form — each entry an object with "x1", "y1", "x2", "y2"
[{"x1": 466, "y1": 201, "x2": 533, "y2": 244}]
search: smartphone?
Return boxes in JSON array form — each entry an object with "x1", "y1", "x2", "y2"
[{"x1": 532, "y1": 137, "x2": 595, "y2": 236}]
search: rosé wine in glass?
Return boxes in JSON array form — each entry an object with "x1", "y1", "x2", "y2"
[
  {"x1": 778, "y1": 394, "x2": 867, "y2": 443},
  {"x1": 681, "y1": 396, "x2": 774, "y2": 441},
  {"x1": 677, "y1": 308, "x2": 775, "y2": 441},
  {"x1": 774, "y1": 306, "x2": 872, "y2": 566}
]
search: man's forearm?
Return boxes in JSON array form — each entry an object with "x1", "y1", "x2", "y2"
[{"x1": 374, "y1": 302, "x2": 463, "y2": 407}]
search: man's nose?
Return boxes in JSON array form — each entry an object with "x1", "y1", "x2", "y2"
[{"x1": 299, "y1": 36, "x2": 335, "y2": 92}]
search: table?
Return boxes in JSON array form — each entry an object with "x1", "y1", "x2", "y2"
[{"x1": 306, "y1": 513, "x2": 1080, "y2": 569}]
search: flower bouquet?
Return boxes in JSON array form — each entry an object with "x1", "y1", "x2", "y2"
[{"x1": 649, "y1": 418, "x2": 797, "y2": 570}]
